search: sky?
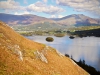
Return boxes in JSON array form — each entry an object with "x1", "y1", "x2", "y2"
[{"x1": 0, "y1": 0, "x2": 100, "y2": 18}]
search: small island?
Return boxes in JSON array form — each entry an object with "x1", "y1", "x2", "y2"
[{"x1": 46, "y1": 37, "x2": 54, "y2": 42}]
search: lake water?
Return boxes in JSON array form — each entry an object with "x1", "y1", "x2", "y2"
[{"x1": 26, "y1": 35, "x2": 100, "y2": 71}]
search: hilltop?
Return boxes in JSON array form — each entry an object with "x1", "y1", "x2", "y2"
[
  {"x1": 0, "y1": 21, "x2": 89, "y2": 75},
  {"x1": 53, "y1": 14, "x2": 100, "y2": 26}
]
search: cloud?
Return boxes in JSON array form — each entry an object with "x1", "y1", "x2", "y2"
[
  {"x1": 27, "y1": 1, "x2": 65, "y2": 14},
  {"x1": 58, "y1": 15, "x2": 64, "y2": 18},
  {"x1": 14, "y1": 11, "x2": 30, "y2": 15},
  {"x1": 0, "y1": 0, "x2": 65, "y2": 16},
  {"x1": 24, "y1": 0, "x2": 28, "y2": 4},
  {"x1": 0, "y1": 0, "x2": 25, "y2": 11},
  {"x1": 50, "y1": 15, "x2": 56, "y2": 18},
  {"x1": 56, "y1": 0, "x2": 100, "y2": 17},
  {"x1": 43, "y1": 0, "x2": 47, "y2": 3},
  {"x1": 50, "y1": 15, "x2": 64, "y2": 18},
  {"x1": 0, "y1": 0, "x2": 64, "y2": 15}
]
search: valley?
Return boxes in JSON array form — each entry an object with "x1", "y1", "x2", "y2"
[
  {"x1": 1, "y1": 13, "x2": 99, "y2": 37},
  {"x1": 13, "y1": 25, "x2": 100, "y2": 37}
]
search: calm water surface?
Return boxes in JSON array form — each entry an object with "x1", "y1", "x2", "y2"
[{"x1": 26, "y1": 35, "x2": 100, "y2": 71}]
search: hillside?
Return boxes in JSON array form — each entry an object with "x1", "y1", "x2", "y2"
[
  {"x1": 0, "y1": 21, "x2": 89, "y2": 75},
  {"x1": 53, "y1": 14, "x2": 99, "y2": 26},
  {"x1": 0, "y1": 13, "x2": 55, "y2": 25},
  {"x1": 12, "y1": 22, "x2": 66, "y2": 31}
]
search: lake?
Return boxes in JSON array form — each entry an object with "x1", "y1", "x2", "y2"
[{"x1": 26, "y1": 35, "x2": 100, "y2": 71}]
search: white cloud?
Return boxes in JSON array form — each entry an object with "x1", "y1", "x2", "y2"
[
  {"x1": 27, "y1": 1, "x2": 65, "y2": 14},
  {"x1": 50, "y1": 15, "x2": 64, "y2": 18},
  {"x1": 14, "y1": 11, "x2": 30, "y2": 15},
  {"x1": 0, "y1": 0, "x2": 25, "y2": 11},
  {"x1": 0, "y1": 0, "x2": 64, "y2": 15},
  {"x1": 50, "y1": 15, "x2": 56, "y2": 18},
  {"x1": 58, "y1": 15, "x2": 64, "y2": 18},
  {"x1": 56, "y1": 0, "x2": 100, "y2": 17},
  {"x1": 43, "y1": 0, "x2": 47, "y2": 3}
]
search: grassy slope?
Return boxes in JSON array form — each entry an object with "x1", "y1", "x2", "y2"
[{"x1": 0, "y1": 21, "x2": 89, "y2": 75}]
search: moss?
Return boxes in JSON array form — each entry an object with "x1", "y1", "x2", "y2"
[
  {"x1": 52, "y1": 72, "x2": 61, "y2": 75},
  {"x1": 23, "y1": 49, "x2": 36, "y2": 58},
  {"x1": 42, "y1": 44, "x2": 46, "y2": 47},
  {"x1": 0, "y1": 61, "x2": 7, "y2": 69},
  {"x1": 0, "y1": 70, "x2": 6, "y2": 75},
  {"x1": 0, "y1": 33, "x2": 4, "y2": 38},
  {"x1": 0, "y1": 62, "x2": 7, "y2": 75},
  {"x1": 6, "y1": 40, "x2": 11, "y2": 43}
]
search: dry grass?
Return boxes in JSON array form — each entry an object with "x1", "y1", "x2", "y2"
[{"x1": 0, "y1": 21, "x2": 89, "y2": 75}]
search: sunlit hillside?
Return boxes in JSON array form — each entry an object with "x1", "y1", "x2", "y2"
[{"x1": 0, "y1": 21, "x2": 89, "y2": 75}]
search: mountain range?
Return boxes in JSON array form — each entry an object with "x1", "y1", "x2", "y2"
[
  {"x1": 0, "y1": 21, "x2": 89, "y2": 75},
  {"x1": 53, "y1": 14, "x2": 100, "y2": 26},
  {"x1": 0, "y1": 13, "x2": 100, "y2": 26},
  {"x1": 0, "y1": 13, "x2": 55, "y2": 26}
]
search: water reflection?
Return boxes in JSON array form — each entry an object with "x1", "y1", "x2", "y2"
[
  {"x1": 26, "y1": 35, "x2": 100, "y2": 71},
  {"x1": 66, "y1": 37, "x2": 100, "y2": 71}
]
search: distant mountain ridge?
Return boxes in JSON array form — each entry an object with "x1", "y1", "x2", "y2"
[
  {"x1": 0, "y1": 13, "x2": 55, "y2": 25},
  {"x1": 0, "y1": 13, "x2": 100, "y2": 26},
  {"x1": 52, "y1": 14, "x2": 100, "y2": 26}
]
